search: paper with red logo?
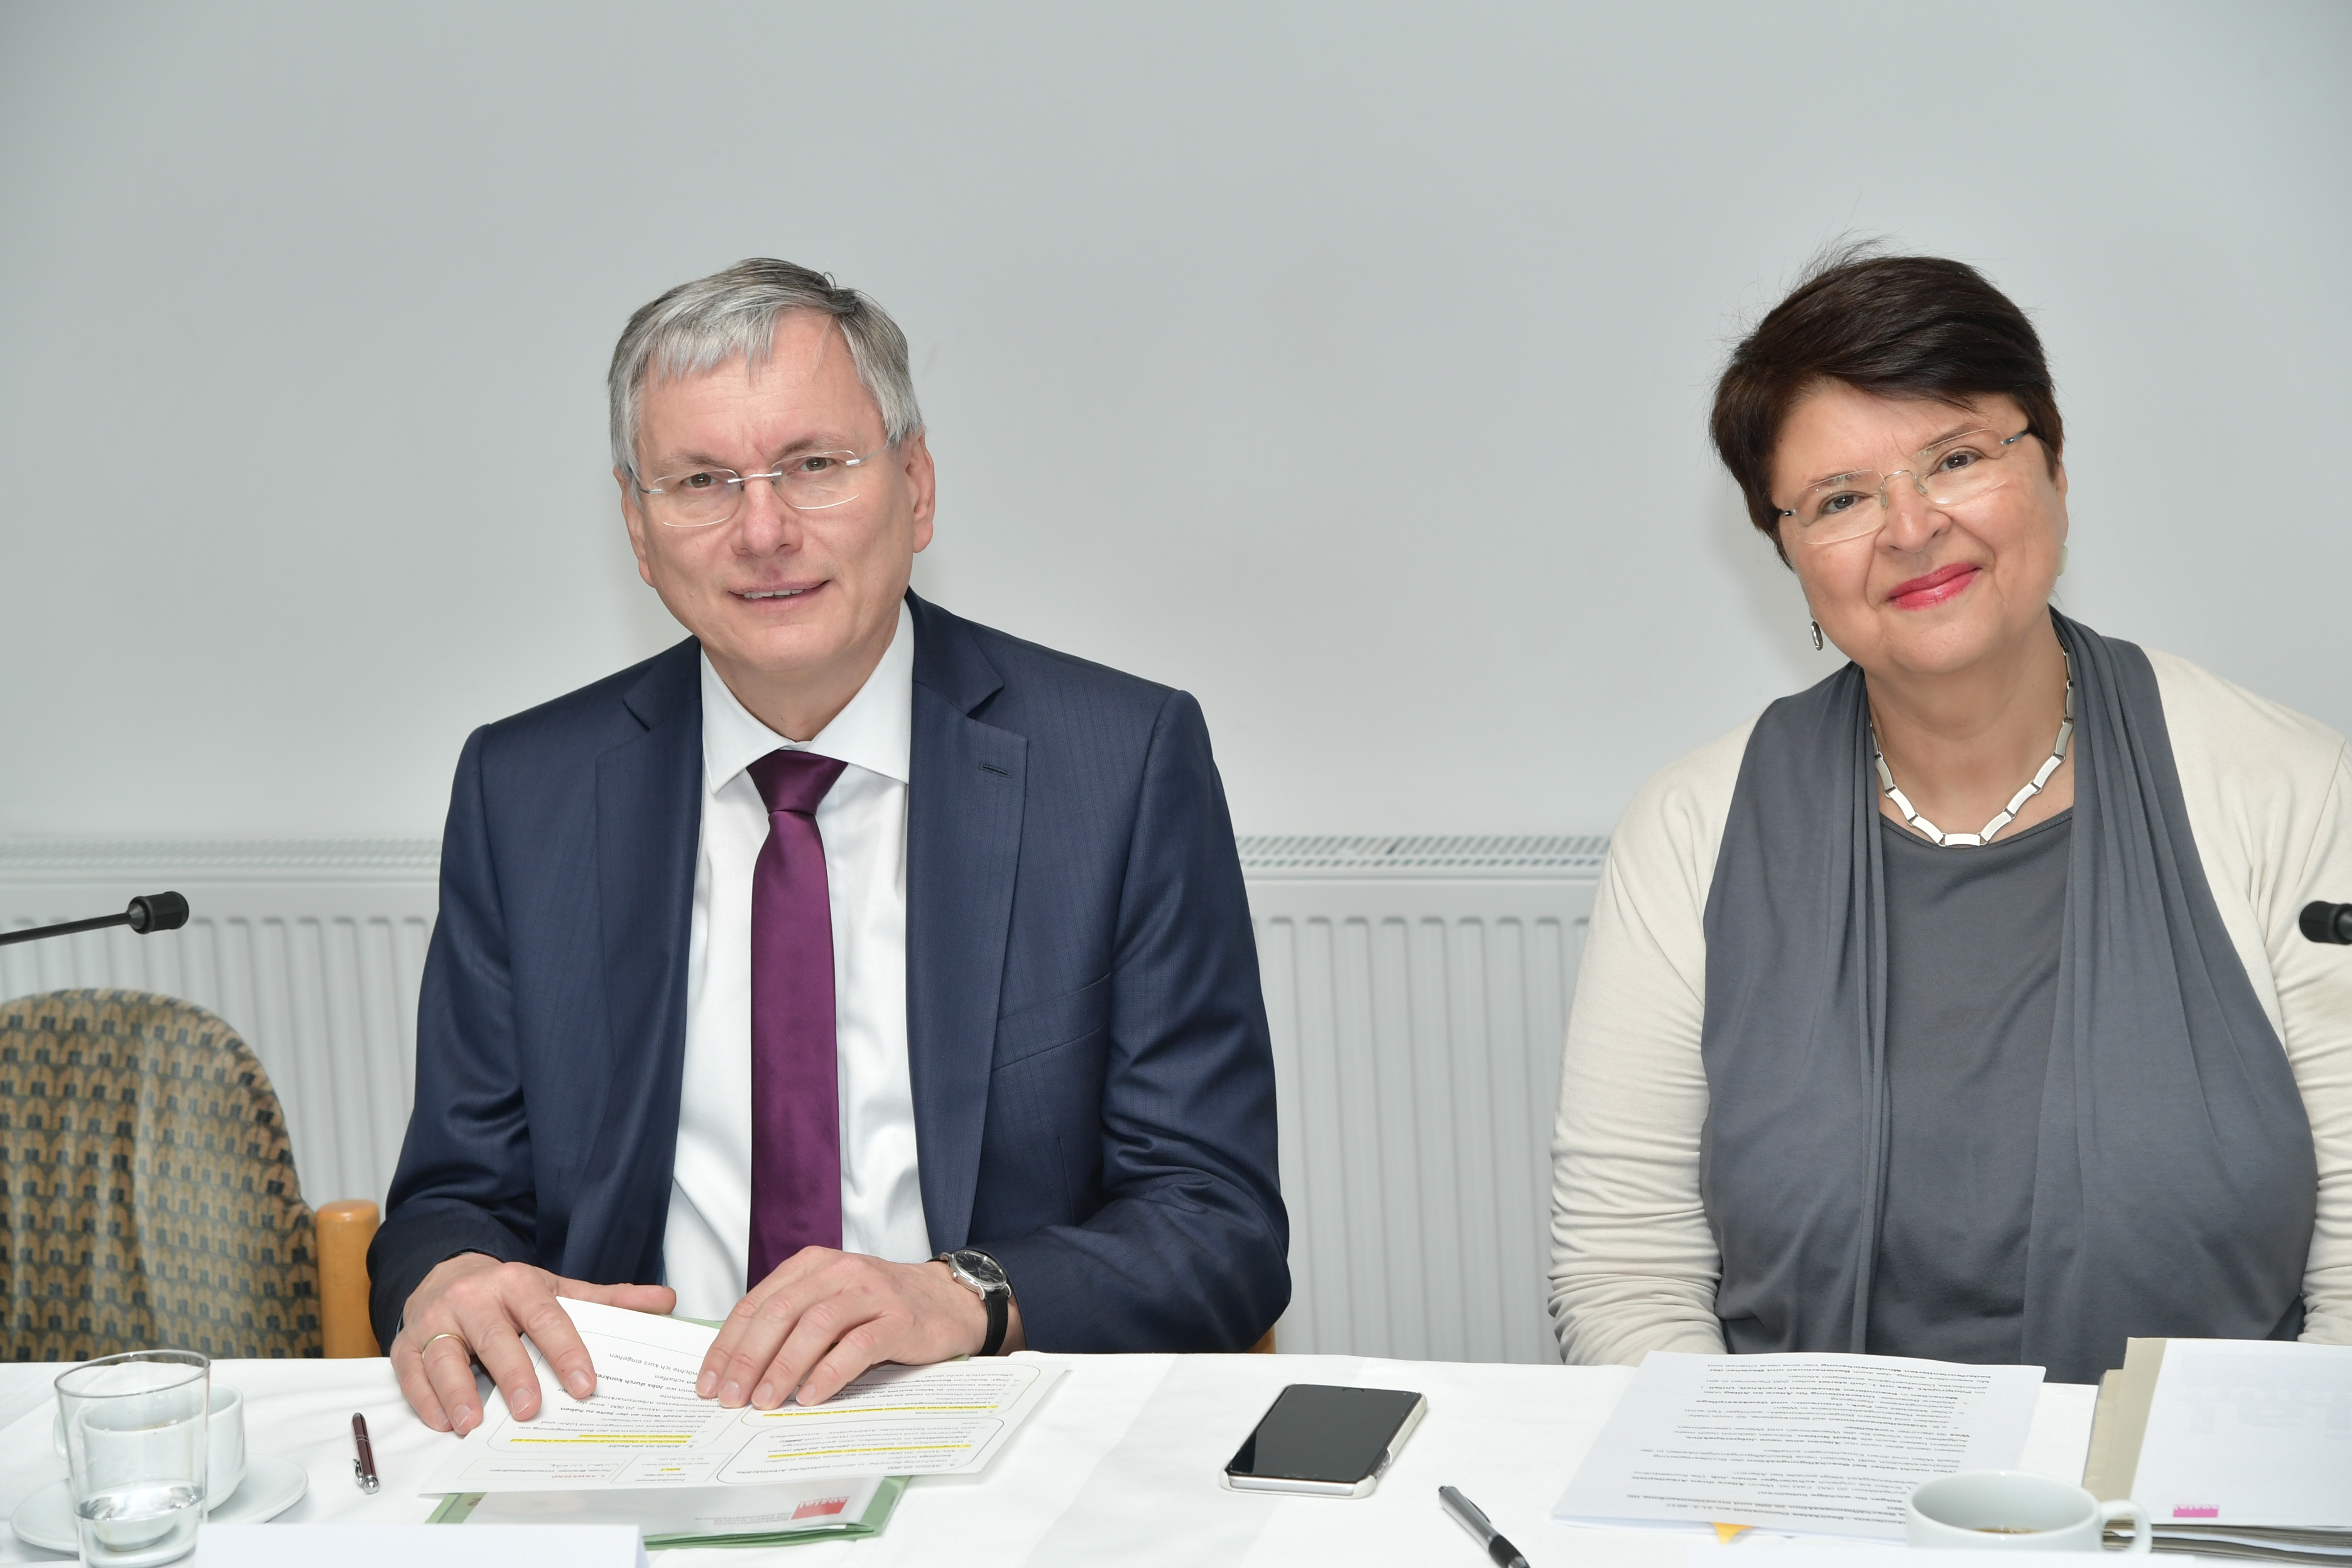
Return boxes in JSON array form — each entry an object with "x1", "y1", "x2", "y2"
[
  {"x1": 464, "y1": 1475, "x2": 882, "y2": 1538},
  {"x1": 2129, "y1": 1339, "x2": 2352, "y2": 1528}
]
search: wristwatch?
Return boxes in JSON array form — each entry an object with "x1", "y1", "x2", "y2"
[{"x1": 936, "y1": 1248, "x2": 1013, "y2": 1356}]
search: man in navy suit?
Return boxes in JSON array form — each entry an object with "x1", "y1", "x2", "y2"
[{"x1": 372, "y1": 259, "x2": 1286, "y2": 1435}]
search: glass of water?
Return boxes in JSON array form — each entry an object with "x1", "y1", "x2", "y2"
[{"x1": 54, "y1": 1351, "x2": 208, "y2": 1567}]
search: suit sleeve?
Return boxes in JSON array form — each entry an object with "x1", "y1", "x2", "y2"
[
  {"x1": 975, "y1": 691, "x2": 1291, "y2": 1351},
  {"x1": 366, "y1": 727, "x2": 540, "y2": 1347}
]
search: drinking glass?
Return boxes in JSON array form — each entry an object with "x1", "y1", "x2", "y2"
[{"x1": 54, "y1": 1351, "x2": 208, "y2": 1567}]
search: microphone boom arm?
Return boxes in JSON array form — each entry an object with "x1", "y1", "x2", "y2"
[{"x1": 0, "y1": 893, "x2": 190, "y2": 949}]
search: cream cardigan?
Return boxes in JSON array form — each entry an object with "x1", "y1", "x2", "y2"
[{"x1": 1547, "y1": 649, "x2": 2352, "y2": 1364}]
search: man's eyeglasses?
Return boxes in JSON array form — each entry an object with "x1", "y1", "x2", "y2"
[
  {"x1": 634, "y1": 447, "x2": 887, "y2": 528},
  {"x1": 1775, "y1": 427, "x2": 2035, "y2": 546}
]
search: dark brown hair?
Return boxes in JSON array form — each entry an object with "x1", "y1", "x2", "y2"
[{"x1": 1711, "y1": 247, "x2": 2064, "y2": 561}]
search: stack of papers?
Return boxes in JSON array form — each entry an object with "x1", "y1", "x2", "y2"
[
  {"x1": 1552, "y1": 1351, "x2": 2046, "y2": 1540},
  {"x1": 420, "y1": 1300, "x2": 1061, "y2": 1550},
  {"x1": 2084, "y1": 1338, "x2": 2352, "y2": 1563}
]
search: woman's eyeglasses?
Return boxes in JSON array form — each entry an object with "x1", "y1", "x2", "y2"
[{"x1": 1776, "y1": 427, "x2": 2034, "y2": 545}]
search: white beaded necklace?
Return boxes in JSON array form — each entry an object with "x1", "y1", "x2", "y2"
[{"x1": 1870, "y1": 651, "x2": 2074, "y2": 848}]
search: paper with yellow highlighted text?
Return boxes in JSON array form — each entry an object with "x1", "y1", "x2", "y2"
[{"x1": 417, "y1": 1298, "x2": 1062, "y2": 1494}]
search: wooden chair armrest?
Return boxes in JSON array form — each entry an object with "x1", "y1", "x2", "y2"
[
  {"x1": 317, "y1": 1199, "x2": 381, "y2": 1357},
  {"x1": 1249, "y1": 1328, "x2": 1276, "y2": 1354}
]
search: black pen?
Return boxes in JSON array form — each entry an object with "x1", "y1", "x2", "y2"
[
  {"x1": 351, "y1": 1413, "x2": 380, "y2": 1494},
  {"x1": 1440, "y1": 1485, "x2": 1530, "y2": 1568}
]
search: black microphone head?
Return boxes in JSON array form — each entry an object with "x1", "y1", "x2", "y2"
[
  {"x1": 127, "y1": 892, "x2": 189, "y2": 934},
  {"x1": 2300, "y1": 900, "x2": 2352, "y2": 945}
]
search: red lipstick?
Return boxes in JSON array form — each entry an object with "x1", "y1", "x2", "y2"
[{"x1": 1887, "y1": 563, "x2": 1979, "y2": 610}]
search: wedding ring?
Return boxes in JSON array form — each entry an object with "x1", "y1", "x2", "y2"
[{"x1": 420, "y1": 1331, "x2": 469, "y2": 1357}]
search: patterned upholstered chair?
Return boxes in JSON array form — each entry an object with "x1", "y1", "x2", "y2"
[{"x1": 0, "y1": 989, "x2": 375, "y2": 1361}]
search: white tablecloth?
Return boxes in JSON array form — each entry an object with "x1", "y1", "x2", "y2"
[{"x1": 0, "y1": 1355, "x2": 2099, "y2": 1567}]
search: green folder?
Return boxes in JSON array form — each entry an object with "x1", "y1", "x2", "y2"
[{"x1": 427, "y1": 1477, "x2": 910, "y2": 1549}]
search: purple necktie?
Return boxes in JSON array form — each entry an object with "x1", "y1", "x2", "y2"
[{"x1": 745, "y1": 747, "x2": 848, "y2": 1286}]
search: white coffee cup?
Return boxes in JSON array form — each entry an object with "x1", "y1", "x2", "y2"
[
  {"x1": 203, "y1": 1386, "x2": 246, "y2": 1504},
  {"x1": 54, "y1": 1383, "x2": 245, "y2": 1507},
  {"x1": 1908, "y1": 1471, "x2": 2152, "y2": 1552}
]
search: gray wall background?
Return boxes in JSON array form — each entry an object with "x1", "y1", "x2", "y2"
[{"x1": 3, "y1": 2, "x2": 2346, "y2": 841}]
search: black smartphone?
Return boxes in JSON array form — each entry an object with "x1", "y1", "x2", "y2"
[{"x1": 1221, "y1": 1383, "x2": 1429, "y2": 1498}]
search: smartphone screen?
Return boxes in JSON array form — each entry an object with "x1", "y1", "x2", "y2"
[{"x1": 1225, "y1": 1384, "x2": 1425, "y2": 1484}]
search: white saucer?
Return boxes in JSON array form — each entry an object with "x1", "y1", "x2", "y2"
[{"x1": 10, "y1": 1454, "x2": 309, "y2": 1554}]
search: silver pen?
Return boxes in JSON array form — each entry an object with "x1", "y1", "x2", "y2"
[{"x1": 1440, "y1": 1485, "x2": 1530, "y2": 1568}]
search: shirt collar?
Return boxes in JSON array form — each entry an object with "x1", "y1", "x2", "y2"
[{"x1": 700, "y1": 599, "x2": 914, "y2": 793}]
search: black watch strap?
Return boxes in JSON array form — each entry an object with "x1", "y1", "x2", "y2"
[{"x1": 979, "y1": 1287, "x2": 1009, "y2": 1357}]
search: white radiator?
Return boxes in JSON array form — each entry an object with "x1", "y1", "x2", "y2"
[
  {"x1": 1, "y1": 834, "x2": 1606, "y2": 1363},
  {"x1": 1240, "y1": 836, "x2": 1603, "y2": 1364}
]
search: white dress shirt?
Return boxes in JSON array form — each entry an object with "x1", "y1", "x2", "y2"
[{"x1": 663, "y1": 602, "x2": 930, "y2": 1321}]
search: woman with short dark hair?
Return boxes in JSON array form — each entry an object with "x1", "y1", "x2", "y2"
[{"x1": 1547, "y1": 251, "x2": 2352, "y2": 1380}]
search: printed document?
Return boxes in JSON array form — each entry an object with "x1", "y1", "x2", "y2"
[
  {"x1": 2128, "y1": 1339, "x2": 2352, "y2": 1527},
  {"x1": 418, "y1": 1299, "x2": 1061, "y2": 1494},
  {"x1": 1552, "y1": 1351, "x2": 2043, "y2": 1540}
]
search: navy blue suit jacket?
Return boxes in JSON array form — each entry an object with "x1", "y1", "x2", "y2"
[{"x1": 370, "y1": 593, "x2": 1289, "y2": 1351}]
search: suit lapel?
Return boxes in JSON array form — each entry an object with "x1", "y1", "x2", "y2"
[
  {"x1": 590, "y1": 641, "x2": 703, "y2": 1268},
  {"x1": 904, "y1": 595, "x2": 1026, "y2": 1250}
]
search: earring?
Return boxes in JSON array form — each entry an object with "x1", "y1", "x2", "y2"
[
  {"x1": 1810, "y1": 619, "x2": 1824, "y2": 651},
  {"x1": 2057, "y1": 545, "x2": 2070, "y2": 577}
]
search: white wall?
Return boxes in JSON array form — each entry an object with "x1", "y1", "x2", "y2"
[{"x1": 3, "y1": 1, "x2": 2346, "y2": 841}]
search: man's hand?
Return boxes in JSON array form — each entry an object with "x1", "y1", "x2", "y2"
[
  {"x1": 393, "y1": 1254, "x2": 678, "y2": 1436},
  {"x1": 695, "y1": 1249, "x2": 1026, "y2": 1410}
]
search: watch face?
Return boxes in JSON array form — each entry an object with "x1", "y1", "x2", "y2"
[{"x1": 951, "y1": 1250, "x2": 1008, "y2": 1291}]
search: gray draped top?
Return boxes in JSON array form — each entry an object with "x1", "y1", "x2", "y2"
[
  {"x1": 1699, "y1": 613, "x2": 2316, "y2": 1383},
  {"x1": 1869, "y1": 807, "x2": 2068, "y2": 1364}
]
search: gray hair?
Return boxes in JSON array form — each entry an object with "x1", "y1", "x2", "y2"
[{"x1": 607, "y1": 258, "x2": 924, "y2": 477}]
